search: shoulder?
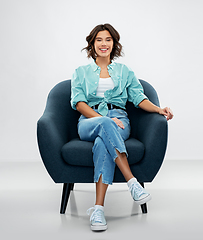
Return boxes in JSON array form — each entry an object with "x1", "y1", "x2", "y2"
[
  {"x1": 115, "y1": 63, "x2": 139, "y2": 85},
  {"x1": 113, "y1": 62, "x2": 135, "y2": 79},
  {"x1": 75, "y1": 63, "x2": 92, "y2": 72},
  {"x1": 113, "y1": 62, "x2": 134, "y2": 72},
  {"x1": 73, "y1": 63, "x2": 93, "y2": 77}
]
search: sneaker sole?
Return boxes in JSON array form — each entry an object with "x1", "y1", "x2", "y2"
[
  {"x1": 91, "y1": 224, "x2": 108, "y2": 231},
  {"x1": 134, "y1": 194, "x2": 152, "y2": 205}
]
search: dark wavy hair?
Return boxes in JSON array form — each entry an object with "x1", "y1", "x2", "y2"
[{"x1": 82, "y1": 24, "x2": 123, "y2": 60}]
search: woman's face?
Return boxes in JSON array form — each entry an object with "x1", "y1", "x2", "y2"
[{"x1": 94, "y1": 30, "x2": 114, "y2": 59}]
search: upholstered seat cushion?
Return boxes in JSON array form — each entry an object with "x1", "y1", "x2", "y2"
[{"x1": 61, "y1": 138, "x2": 145, "y2": 167}]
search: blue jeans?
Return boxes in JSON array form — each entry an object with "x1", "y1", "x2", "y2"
[{"x1": 78, "y1": 109, "x2": 131, "y2": 185}]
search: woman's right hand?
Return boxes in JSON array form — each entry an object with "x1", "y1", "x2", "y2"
[{"x1": 76, "y1": 102, "x2": 102, "y2": 118}]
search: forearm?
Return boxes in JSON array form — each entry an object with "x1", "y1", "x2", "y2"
[
  {"x1": 76, "y1": 102, "x2": 102, "y2": 118},
  {"x1": 138, "y1": 99, "x2": 174, "y2": 120},
  {"x1": 138, "y1": 99, "x2": 160, "y2": 113}
]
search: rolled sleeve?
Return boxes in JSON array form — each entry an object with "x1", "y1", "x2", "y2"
[
  {"x1": 127, "y1": 71, "x2": 148, "y2": 108},
  {"x1": 70, "y1": 69, "x2": 88, "y2": 110}
]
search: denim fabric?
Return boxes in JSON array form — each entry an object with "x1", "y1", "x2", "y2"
[{"x1": 78, "y1": 109, "x2": 131, "y2": 185}]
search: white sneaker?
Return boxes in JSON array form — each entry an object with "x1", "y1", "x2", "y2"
[
  {"x1": 87, "y1": 206, "x2": 107, "y2": 231},
  {"x1": 129, "y1": 181, "x2": 151, "y2": 205}
]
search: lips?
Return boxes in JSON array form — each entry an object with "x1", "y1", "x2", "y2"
[{"x1": 99, "y1": 48, "x2": 108, "y2": 52}]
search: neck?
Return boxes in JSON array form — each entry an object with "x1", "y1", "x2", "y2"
[{"x1": 95, "y1": 57, "x2": 111, "y2": 69}]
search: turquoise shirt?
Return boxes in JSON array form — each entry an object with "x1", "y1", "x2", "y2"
[{"x1": 71, "y1": 61, "x2": 148, "y2": 116}]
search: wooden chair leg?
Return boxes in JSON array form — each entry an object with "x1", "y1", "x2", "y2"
[
  {"x1": 60, "y1": 183, "x2": 74, "y2": 214},
  {"x1": 139, "y1": 182, "x2": 148, "y2": 214}
]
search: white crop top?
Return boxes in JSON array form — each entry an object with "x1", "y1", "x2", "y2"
[{"x1": 96, "y1": 77, "x2": 115, "y2": 97}]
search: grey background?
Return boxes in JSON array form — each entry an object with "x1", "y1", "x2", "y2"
[{"x1": 1, "y1": 0, "x2": 203, "y2": 161}]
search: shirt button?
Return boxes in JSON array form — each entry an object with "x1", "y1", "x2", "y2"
[{"x1": 95, "y1": 82, "x2": 97, "y2": 84}]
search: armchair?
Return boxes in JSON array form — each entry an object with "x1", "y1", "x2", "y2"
[{"x1": 37, "y1": 79, "x2": 168, "y2": 214}]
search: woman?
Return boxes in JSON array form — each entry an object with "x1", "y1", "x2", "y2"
[{"x1": 71, "y1": 23, "x2": 173, "y2": 231}]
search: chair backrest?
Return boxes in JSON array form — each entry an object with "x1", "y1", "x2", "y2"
[
  {"x1": 45, "y1": 80, "x2": 80, "y2": 141},
  {"x1": 46, "y1": 79, "x2": 160, "y2": 140}
]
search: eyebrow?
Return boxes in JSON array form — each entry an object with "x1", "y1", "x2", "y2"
[{"x1": 95, "y1": 37, "x2": 112, "y2": 40}]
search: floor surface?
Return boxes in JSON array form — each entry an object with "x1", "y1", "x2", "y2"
[{"x1": 1, "y1": 160, "x2": 203, "y2": 240}]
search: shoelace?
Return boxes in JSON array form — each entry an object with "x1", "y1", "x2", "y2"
[
  {"x1": 129, "y1": 182, "x2": 145, "y2": 198},
  {"x1": 87, "y1": 207, "x2": 103, "y2": 223}
]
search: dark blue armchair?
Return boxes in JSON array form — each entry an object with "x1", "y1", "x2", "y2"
[{"x1": 37, "y1": 79, "x2": 168, "y2": 214}]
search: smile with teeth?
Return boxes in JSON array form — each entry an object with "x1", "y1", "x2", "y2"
[{"x1": 99, "y1": 48, "x2": 108, "y2": 52}]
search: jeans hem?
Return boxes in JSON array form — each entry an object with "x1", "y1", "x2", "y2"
[
  {"x1": 94, "y1": 173, "x2": 113, "y2": 185},
  {"x1": 113, "y1": 147, "x2": 128, "y2": 162}
]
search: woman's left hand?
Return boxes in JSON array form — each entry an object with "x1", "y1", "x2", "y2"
[
  {"x1": 112, "y1": 117, "x2": 125, "y2": 129},
  {"x1": 159, "y1": 107, "x2": 174, "y2": 121}
]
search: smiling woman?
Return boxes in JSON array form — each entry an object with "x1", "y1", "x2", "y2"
[
  {"x1": 82, "y1": 23, "x2": 123, "y2": 60},
  {"x1": 71, "y1": 23, "x2": 173, "y2": 232}
]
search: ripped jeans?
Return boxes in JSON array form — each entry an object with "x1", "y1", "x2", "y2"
[{"x1": 78, "y1": 109, "x2": 131, "y2": 185}]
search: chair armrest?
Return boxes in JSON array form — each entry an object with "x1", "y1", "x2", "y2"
[
  {"x1": 37, "y1": 112, "x2": 69, "y2": 182},
  {"x1": 136, "y1": 112, "x2": 168, "y2": 181},
  {"x1": 37, "y1": 80, "x2": 80, "y2": 183}
]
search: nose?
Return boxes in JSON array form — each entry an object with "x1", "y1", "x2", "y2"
[{"x1": 101, "y1": 39, "x2": 107, "y2": 46}]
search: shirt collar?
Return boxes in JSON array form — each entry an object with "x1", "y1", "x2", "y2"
[
  {"x1": 90, "y1": 60, "x2": 116, "y2": 71},
  {"x1": 90, "y1": 61, "x2": 100, "y2": 71},
  {"x1": 108, "y1": 61, "x2": 115, "y2": 70}
]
